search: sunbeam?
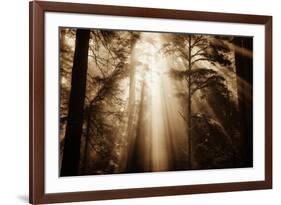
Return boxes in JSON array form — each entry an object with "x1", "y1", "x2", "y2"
[{"x1": 59, "y1": 28, "x2": 254, "y2": 176}]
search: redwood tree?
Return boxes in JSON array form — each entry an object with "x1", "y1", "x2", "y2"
[
  {"x1": 61, "y1": 29, "x2": 90, "y2": 176},
  {"x1": 234, "y1": 37, "x2": 253, "y2": 167}
]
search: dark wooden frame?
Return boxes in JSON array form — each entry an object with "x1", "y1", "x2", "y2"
[{"x1": 29, "y1": 1, "x2": 272, "y2": 204}]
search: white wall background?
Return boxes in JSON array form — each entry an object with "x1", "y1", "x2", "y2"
[{"x1": 0, "y1": 0, "x2": 279, "y2": 204}]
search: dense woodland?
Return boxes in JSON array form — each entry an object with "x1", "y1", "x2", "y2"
[{"x1": 59, "y1": 28, "x2": 253, "y2": 176}]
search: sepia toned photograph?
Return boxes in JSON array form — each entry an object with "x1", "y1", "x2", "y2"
[{"x1": 59, "y1": 27, "x2": 253, "y2": 177}]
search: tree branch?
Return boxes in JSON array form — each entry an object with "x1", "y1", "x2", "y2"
[
  {"x1": 191, "y1": 58, "x2": 210, "y2": 66},
  {"x1": 191, "y1": 46, "x2": 208, "y2": 58}
]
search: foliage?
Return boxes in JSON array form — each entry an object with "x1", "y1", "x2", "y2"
[
  {"x1": 59, "y1": 29, "x2": 249, "y2": 174},
  {"x1": 191, "y1": 114, "x2": 236, "y2": 169},
  {"x1": 163, "y1": 33, "x2": 238, "y2": 169}
]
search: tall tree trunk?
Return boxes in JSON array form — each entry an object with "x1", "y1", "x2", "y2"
[
  {"x1": 187, "y1": 35, "x2": 192, "y2": 169},
  {"x1": 234, "y1": 37, "x2": 253, "y2": 167},
  {"x1": 119, "y1": 47, "x2": 137, "y2": 172},
  {"x1": 61, "y1": 29, "x2": 90, "y2": 176},
  {"x1": 129, "y1": 79, "x2": 145, "y2": 172},
  {"x1": 81, "y1": 106, "x2": 92, "y2": 174}
]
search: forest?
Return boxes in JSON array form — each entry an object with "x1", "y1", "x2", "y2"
[{"x1": 59, "y1": 28, "x2": 253, "y2": 177}]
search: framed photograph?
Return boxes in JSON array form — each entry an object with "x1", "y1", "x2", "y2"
[{"x1": 29, "y1": 1, "x2": 272, "y2": 204}]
